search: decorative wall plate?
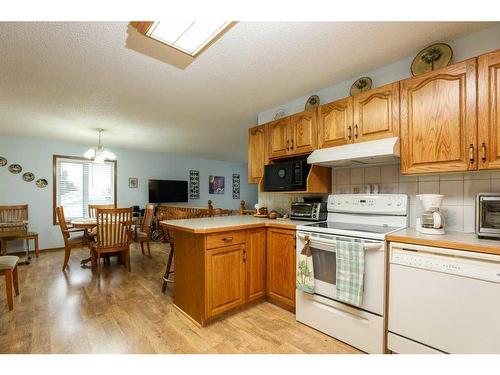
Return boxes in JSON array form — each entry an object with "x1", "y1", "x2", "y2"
[
  {"x1": 273, "y1": 108, "x2": 286, "y2": 120},
  {"x1": 22, "y1": 172, "x2": 35, "y2": 182},
  {"x1": 350, "y1": 77, "x2": 373, "y2": 96},
  {"x1": 0, "y1": 157, "x2": 7, "y2": 167},
  {"x1": 8, "y1": 164, "x2": 22, "y2": 174},
  {"x1": 305, "y1": 95, "x2": 320, "y2": 110},
  {"x1": 411, "y1": 43, "x2": 453, "y2": 76},
  {"x1": 36, "y1": 178, "x2": 48, "y2": 188}
]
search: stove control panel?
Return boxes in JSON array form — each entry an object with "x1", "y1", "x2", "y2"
[{"x1": 328, "y1": 194, "x2": 408, "y2": 215}]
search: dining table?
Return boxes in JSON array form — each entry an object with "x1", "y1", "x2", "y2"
[
  {"x1": 70, "y1": 218, "x2": 97, "y2": 266},
  {"x1": 70, "y1": 217, "x2": 142, "y2": 266}
]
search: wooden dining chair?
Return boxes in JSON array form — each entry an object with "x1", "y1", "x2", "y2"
[
  {"x1": 0, "y1": 204, "x2": 39, "y2": 261},
  {"x1": 135, "y1": 204, "x2": 155, "y2": 257},
  {"x1": 56, "y1": 206, "x2": 87, "y2": 271},
  {"x1": 88, "y1": 204, "x2": 115, "y2": 219},
  {"x1": 90, "y1": 208, "x2": 133, "y2": 278},
  {"x1": 0, "y1": 255, "x2": 19, "y2": 310}
]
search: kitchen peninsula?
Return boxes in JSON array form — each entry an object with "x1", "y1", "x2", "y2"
[{"x1": 160, "y1": 216, "x2": 310, "y2": 326}]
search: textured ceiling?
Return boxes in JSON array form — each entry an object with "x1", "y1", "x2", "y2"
[{"x1": 0, "y1": 22, "x2": 493, "y2": 162}]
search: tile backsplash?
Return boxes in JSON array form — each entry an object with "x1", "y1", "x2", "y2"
[{"x1": 259, "y1": 164, "x2": 500, "y2": 233}]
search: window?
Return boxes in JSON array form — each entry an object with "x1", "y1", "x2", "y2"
[
  {"x1": 130, "y1": 21, "x2": 234, "y2": 57},
  {"x1": 53, "y1": 155, "x2": 116, "y2": 224}
]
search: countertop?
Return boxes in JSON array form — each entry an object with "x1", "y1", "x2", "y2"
[
  {"x1": 160, "y1": 216, "x2": 312, "y2": 234},
  {"x1": 387, "y1": 228, "x2": 500, "y2": 256}
]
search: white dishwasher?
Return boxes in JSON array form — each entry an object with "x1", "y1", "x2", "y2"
[{"x1": 388, "y1": 242, "x2": 500, "y2": 354}]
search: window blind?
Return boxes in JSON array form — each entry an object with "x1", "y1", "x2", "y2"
[{"x1": 55, "y1": 157, "x2": 115, "y2": 220}]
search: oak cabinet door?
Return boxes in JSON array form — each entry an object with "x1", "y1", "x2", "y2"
[
  {"x1": 478, "y1": 49, "x2": 500, "y2": 170},
  {"x1": 266, "y1": 228, "x2": 296, "y2": 308},
  {"x1": 245, "y1": 228, "x2": 266, "y2": 302},
  {"x1": 206, "y1": 244, "x2": 245, "y2": 318},
  {"x1": 248, "y1": 125, "x2": 266, "y2": 183},
  {"x1": 400, "y1": 59, "x2": 477, "y2": 174},
  {"x1": 318, "y1": 97, "x2": 353, "y2": 148},
  {"x1": 353, "y1": 82, "x2": 400, "y2": 143},
  {"x1": 289, "y1": 109, "x2": 317, "y2": 155},
  {"x1": 267, "y1": 117, "x2": 290, "y2": 159}
]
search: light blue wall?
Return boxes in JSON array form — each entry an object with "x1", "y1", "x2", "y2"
[
  {"x1": 0, "y1": 135, "x2": 258, "y2": 250},
  {"x1": 258, "y1": 23, "x2": 500, "y2": 124}
]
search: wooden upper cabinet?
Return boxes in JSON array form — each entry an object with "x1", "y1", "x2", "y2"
[
  {"x1": 400, "y1": 59, "x2": 477, "y2": 174},
  {"x1": 206, "y1": 244, "x2": 246, "y2": 318},
  {"x1": 248, "y1": 125, "x2": 266, "y2": 184},
  {"x1": 245, "y1": 228, "x2": 266, "y2": 302},
  {"x1": 353, "y1": 82, "x2": 400, "y2": 143},
  {"x1": 266, "y1": 228, "x2": 296, "y2": 309},
  {"x1": 267, "y1": 117, "x2": 290, "y2": 159},
  {"x1": 478, "y1": 49, "x2": 500, "y2": 170},
  {"x1": 289, "y1": 109, "x2": 317, "y2": 155},
  {"x1": 266, "y1": 109, "x2": 317, "y2": 159},
  {"x1": 318, "y1": 97, "x2": 353, "y2": 148}
]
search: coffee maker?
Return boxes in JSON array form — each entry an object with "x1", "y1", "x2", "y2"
[{"x1": 416, "y1": 194, "x2": 445, "y2": 235}]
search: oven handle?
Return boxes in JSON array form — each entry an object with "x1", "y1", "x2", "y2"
[{"x1": 297, "y1": 233, "x2": 383, "y2": 251}]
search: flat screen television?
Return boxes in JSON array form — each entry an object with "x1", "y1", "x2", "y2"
[{"x1": 148, "y1": 179, "x2": 188, "y2": 203}]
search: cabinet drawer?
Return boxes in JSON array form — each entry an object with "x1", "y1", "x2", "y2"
[{"x1": 206, "y1": 231, "x2": 246, "y2": 249}]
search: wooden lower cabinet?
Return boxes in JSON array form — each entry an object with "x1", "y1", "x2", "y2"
[
  {"x1": 173, "y1": 226, "x2": 295, "y2": 326},
  {"x1": 245, "y1": 228, "x2": 267, "y2": 302},
  {"x1": 266, "y1": 227, "x2": 296, "y2": 310},
  {"x1": 206, "y1": 244, "x2": 246, "y2": 318}
]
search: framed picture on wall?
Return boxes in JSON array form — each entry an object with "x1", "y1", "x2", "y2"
[
  {"x1": 232, "y1": 174, "x2": 240, "y2": 199},
  {"x1": 129, "y1": 177, "x2": 138, "y2": 188},
  {"x1": 209, "y1": 175, "x2": 225, "y2": 194},
  {"x1": 189, "y1": 170, "x2": 200, "y2": 199}
]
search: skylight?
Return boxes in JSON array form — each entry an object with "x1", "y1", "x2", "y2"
[{"x1": 143, "y1": 21, "x2": 232, "y2": 56}]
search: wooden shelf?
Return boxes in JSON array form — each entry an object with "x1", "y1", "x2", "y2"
[{"x1": 259, "y1": 164, "x2": 332, "y2": 194}]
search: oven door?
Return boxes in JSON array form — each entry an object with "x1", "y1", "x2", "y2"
[
  {"x1": 477, "y1": 194, "x2": 500, "y2": 237},
  {"x1": 296, "y1": 231, "x2": 386, "y2": 315}
]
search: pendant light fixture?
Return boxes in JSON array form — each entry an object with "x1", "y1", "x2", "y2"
[{"x1": 84, "y1": 129, "x2": 116, "y2": 163}]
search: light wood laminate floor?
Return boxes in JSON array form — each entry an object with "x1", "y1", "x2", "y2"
[{"x1": 0, "y1": 242, "x2": 360, "y2": 354}]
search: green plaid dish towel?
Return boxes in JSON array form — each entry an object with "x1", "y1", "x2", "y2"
[{"x1": 335, "y1": 239, "x2": 365, "y2": 306}]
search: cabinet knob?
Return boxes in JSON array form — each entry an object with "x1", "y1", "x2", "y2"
[
  {"x1": 354, "y1": 124, "x2": 359, "y2": 139},
  {"x1": 348, "y1": 126, "x2": 352, "y2": 140},
  {"x1": 222, "y1": 237, "x2": 233, "y2": 242}
]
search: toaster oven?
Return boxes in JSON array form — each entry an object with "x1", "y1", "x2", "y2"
[
  {"x1": 290, "y1": 202, "x2": 327, "y2": 221},
  {"x1": 476, "y1": 193, "x2": 500, "y2": 239}
]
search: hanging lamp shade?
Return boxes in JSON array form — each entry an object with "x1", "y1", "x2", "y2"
[{"x1": 84, "y1": 129, "x2": 116, "y2": 163}]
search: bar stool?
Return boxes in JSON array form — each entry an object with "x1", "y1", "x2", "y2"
[
  {"x1": 161, "y1": 241, "x2": 174, "y2": 292},
  {"x1": 0, "y1": 255, "x2": 20, "y2": 310}
]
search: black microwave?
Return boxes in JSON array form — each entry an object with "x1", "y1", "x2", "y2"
[{"x1": 264, "y1": 158, "x2": 311, "y2": 191}]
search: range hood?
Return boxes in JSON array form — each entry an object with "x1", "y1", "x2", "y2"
[{"x1": 307, "y1": 137, "x2": 400, "y2": 167}]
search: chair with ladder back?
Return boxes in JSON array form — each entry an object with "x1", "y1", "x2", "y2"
[
  {"x1": 135, "y1": 204, "x2": 155, "y2": 257},
  {"x1": 56, "y1": 206, "x2": 87, "y2": 271},
  {"x1": 90, "y1": 208, "x2": 133, "y2": 279}
]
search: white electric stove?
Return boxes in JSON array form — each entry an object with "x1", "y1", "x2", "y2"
[{"x1": 295, "y1": 194, "x2": 409, "y2": 354}]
